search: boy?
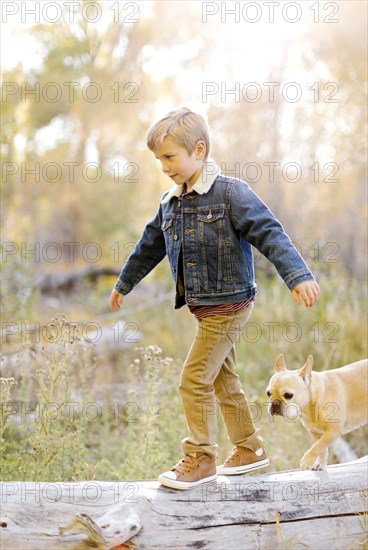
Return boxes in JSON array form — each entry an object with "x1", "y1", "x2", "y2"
[{"x1": 109, "y1": 107, "x2": 320, "y2": 490}]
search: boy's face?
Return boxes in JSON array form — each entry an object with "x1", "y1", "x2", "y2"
[{"x1": 153, "y1": 137, "x2": 206, "y2": 189}]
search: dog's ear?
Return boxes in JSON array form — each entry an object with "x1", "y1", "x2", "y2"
[
  {"x1": 274, "y1": 354, "x2": 287, "y2": 372},
  {"x1": 298, "y1": 355, "x2": 314, "y2": 386}
]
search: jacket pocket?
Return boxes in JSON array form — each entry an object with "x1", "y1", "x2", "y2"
[
  {"x1": 161, "y1": 217, "x2": 175, "y2": 253},
  {"x1": 197, "y1": 209, "x2": 225, "y2": 223},
  {"x1": 161, "y1": 218, "x2": 174, "y2": 231},
  {"x1": 197, "y1": 208, "x2": 225, "y2": 245}
]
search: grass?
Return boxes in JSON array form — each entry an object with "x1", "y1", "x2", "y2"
[
  {"x1": 275, "y1": 510, "x2": 304, "y2": 550},
  {"x1": 354, "y1": 507, "x2": 368, "y2": 550},
  {"x1": 348, "y1": 494, "x2": 368, "y2": 550},
  {"x1": 0, "y1": 273, "x2": 367, "y2": 481}
]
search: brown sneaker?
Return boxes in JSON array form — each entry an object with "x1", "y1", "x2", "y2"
[
  {"x1": 217, "y1": 446, "x2": 269, "y2": 475},
  {"x1": 158, "y1": 453, "x2": 217, "y2": 490}
]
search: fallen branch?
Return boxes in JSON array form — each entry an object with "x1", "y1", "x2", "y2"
[{"x1": 35, "y1": 267, "x2": 121, "y2": 294}]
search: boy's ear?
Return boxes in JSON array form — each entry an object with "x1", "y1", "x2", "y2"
[
  {"x1": 274, "y1": 354, "x2": 287, "y2": 372},
  {"x1": 195, "y1": 140, "x2": 206, "y2": 159},
  {"x1": 298, "y1": 355, "x2": 314, "y2": 386}
]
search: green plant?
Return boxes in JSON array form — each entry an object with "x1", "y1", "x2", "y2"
[
  {"x1": 115, "y1": 345, "x2": 183, "y2": 479},
  {"x1": 275, "y1": 510, "x2": 304, "y2": 549},
  {"x1": 0, "y1": 376, "x2": 18, "y2": 474}
]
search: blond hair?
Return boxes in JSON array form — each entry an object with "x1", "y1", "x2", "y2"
[{"x1": 146, "y1": 107, "x2": 210, "y2": 160}]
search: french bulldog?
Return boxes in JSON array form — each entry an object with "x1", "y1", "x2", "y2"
[{"x1": 266, "y1": 354, "x2": 368, "y2": 470}]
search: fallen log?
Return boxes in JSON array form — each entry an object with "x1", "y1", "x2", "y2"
[
  {"x1": 35, "y1": 267, "x2": 121, "y2": 294},
  {"x1": 1, "y1": 456, "x2": 367, "y2": 549}
]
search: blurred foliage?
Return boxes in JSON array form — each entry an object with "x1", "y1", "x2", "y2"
[{"x1": 1, "y1": 0, "x2": 366, "y2": 280}]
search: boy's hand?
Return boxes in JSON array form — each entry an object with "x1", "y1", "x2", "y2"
[
  {"x1": 109, "y1": 289, "x2": 124, "y2": 310},
  {"x1": 292, "y1": 280, "x2": 320, "y2": 308}
]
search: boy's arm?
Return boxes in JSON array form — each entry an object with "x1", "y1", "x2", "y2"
[
  {"x1": 229, "y1": 180, "x2": 319, "y2": 305},
  {"x1": 291, "y1": 280, "x2": 320, "y2": 308},
  {"x1": 109, "y1": 289, "x2": 124, "y2": 310},
  {"x1": 112, "y1": 205, "x2": 166, "y2": 299}
]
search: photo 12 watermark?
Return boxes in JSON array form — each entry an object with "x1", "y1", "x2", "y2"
[
  {"x1": 1, "y1": 399, "x2": 140, "y2": 426},
  {"x1": 1, "y1": 319, "x2": 140, "y2": 345},
  {"x1": 199, "y1": 478, "x2": 342, "y2": 505},
  {"x1": 199, "y1": 320, "x2": 339, "y2": 345},
  {"x1": 215, "y1": 160, "x2": 339, "y2": 184},
  {"x1": 201, "y1": 2, "x2": 340, "y2": 24},
  {"x1": 0, "y1": 480, "x2": 140, "y2": 504},
  {"x1": 2, "y1": 81, "x2": 140, "y2": 104},
  {"x1": 202, "y1": 81, "x2": 339, "y2": 104},
  {"x1": 200, "y1": 398, "x2": 341, "y2": 426},
  {"x1": 1, "y1": 1, "x2": 140, "y2": 24},
  {"x1": 1, "y1": 160, "x2": 139, "y2": 184}
]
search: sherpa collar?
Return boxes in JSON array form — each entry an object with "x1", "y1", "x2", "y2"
[{"x1": 160, "y1": 159, "x2": 221, "y2": 204}]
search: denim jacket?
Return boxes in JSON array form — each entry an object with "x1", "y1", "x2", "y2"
[{"x1": 114, "y1": 160, "x2": 314, "y2": 308}]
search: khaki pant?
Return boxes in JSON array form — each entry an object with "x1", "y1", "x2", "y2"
[{"x1": 179, "y1": 305, "x2": 264, "y2": 458}]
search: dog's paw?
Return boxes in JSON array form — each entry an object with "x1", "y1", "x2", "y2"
[
  {"x1": 312, "y1": 456, "x2": 327, "y2": 470},
  {"x1": 300, "y1": 453, "x2": 317, "y2": 470},
  {"x1": 311, "y1": 462, "x2": 326, "y2": 471}
]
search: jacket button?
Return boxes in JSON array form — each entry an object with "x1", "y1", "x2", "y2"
[{"x1": 174, "y1": 234, "x2": 179, "y2": 240}]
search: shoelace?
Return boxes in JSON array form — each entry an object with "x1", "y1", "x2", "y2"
[
  {"x1": 173, "y1": 454, "x2": 201, "y2": 474},
  {"x1": 226, "y1": 447, "x2": 241, "y2": 463},
  {"x1": 225, "y1": 446, "x2": 263, "y2": 464}
]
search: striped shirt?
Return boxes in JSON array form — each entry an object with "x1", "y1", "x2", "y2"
[{"x1": 188, "y1": 298, "x2": 255, "y2": 320}]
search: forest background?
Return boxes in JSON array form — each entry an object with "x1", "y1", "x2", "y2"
[{"x1": 1, "y1": 0, "x2": 367, "y2": 481}]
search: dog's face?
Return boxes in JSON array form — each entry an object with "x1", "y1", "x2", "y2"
[{"x1": 266, "y1": 354, "x2": 314, "y2": 419}]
